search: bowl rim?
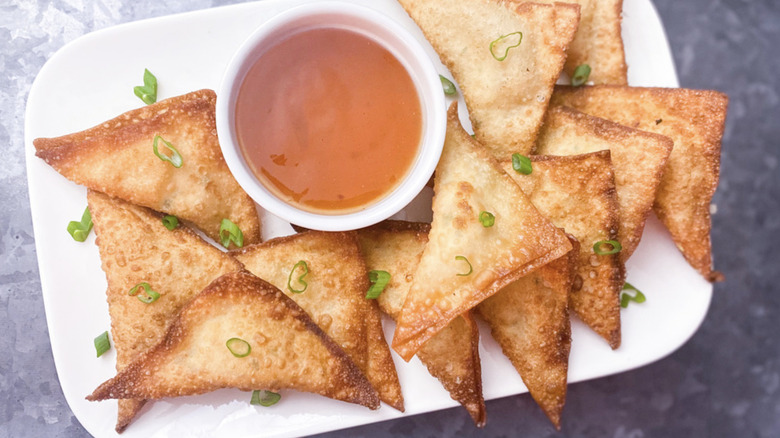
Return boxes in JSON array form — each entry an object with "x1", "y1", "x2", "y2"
[{"x1": 216, "y1": 0, "x2": 446, "y2": 231}]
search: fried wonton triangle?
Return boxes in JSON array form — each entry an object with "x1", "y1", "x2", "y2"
[
  {"x1": 551, "y1": 86, "x2": 729, "y2": 281},
  {"x1": 87, "y1": 271, "x2": 380, "y2": 409},
  {"x1": 536, "y1": 106, "x2": 673, "y2": 260},
  {"x1": 397, "y1": 0, "x2": 580, "y2": 157},
  {"x1": 357, "y1": 221, "x2": 486, "y2": 426},
  {"x1": 233, "y1": 231, "x2": 403, "y2": 411},
  {"x1": 34, "y1": 89, "x2": 261, "y2": 248},
  {"x1": 392, "y1": 104, "x2": 571, "y2": 361},
  {"x1": 477, "y1": 236, "x2": 578, "y2": 429},
  {"x1": 87, "y1": 190, "x2": 244, "y2": 432},
  {"x1": 534, "y1": 0, "x2": 627, "y2": 84},
  {"x1": 503, "y1": 153, "x2": 624, "y2": 348}
]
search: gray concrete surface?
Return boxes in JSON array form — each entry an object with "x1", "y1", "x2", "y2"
[{"x1": 1, "y1": 0, "x2": 778, "y2": 437}]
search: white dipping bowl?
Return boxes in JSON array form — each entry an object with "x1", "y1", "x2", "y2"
[{"x1": 216, "y1": 1, "x2": 445, "y2": 231}]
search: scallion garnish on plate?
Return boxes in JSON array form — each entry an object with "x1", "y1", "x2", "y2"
[
  {"x1": 133, "y1": 68, "x2": 158, "y2": 105},
  {"x1": 94, "y1": 331, "x2": 111, "y2": 357},
  {"x1": 455, "y1": 255, "x2": 473, "y2": 276},
  {"x1": 366, "y1": 270, "x2": 391, "y2": 299},
  {"x1": 287, "y1": 260, "x2": 309, "y2": 293},
  {"x1": 620, "y1": 282, "x2": 646, "y2": 308},
  {"x1": 152, "y1": 135, "x2": 183, "y2": 168},
  {"x1": 226, "y1": 338, "x2": 251, "y2": 357},
  {"x1": 219, "y1": 218, "x2": 243, "y2": 248},
  {"x1": 593, "y1": 240, "x2": 622, "y2": 255},
  {"x1": 489, "y1": 32, "x2": 523, "y2": 61},
  {"x1": 67, "y1": 206, "x2": 93, "y2": 242},
  {"x1": 251, "y1": 390, "x2": 281, "y2": 406}
]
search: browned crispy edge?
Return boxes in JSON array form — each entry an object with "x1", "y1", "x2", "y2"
[
  {"x1": 542, "y1": 105, "x2": 673, "y2": 261},
  {"x1": 551, "y1": 85, "x2": 728, "y2": 281},
  {"x1": 87, "y1": 271, "x2": 380, "y2": 410}
]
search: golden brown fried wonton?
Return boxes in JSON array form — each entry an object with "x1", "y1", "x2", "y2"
[
  {"x1": 536, "y1": 105, "x2": 673, "y2": 261},
  {"x1": 34, "y1": 89, "x2": 261, "y2": 248},
  {"x1": 397, "y1": 0, "x2": 580, "y2": 157},
  {"x1": 551, "y1": 85, "x2": 728, "y2": 281},
  {"x1": 357, "y1": 221, "x2": 486, "y2": 426},
  {"x1": 391, "y1": 104, "x2": 571, "y2": 361},
  {"x1": 87, "y1": 271, "x2": 380, "y2": 409},
  {"x1": 504, "y1": 152, "x2": 624, "y2": 348},
  {"x1": 87, "y1": 190, "x2": 244, "y2": 432},
  {"x1": 233, "y1": 231, "x2": 403, "y2": 411}
]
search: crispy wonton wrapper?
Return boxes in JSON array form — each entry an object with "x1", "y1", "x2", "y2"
[
  {"x1": 87, "y1": 190, "x2": 244, "y2": 432},
  {"x1": 551, "y1": 85, "x2": 728, "y2": 281},
  {"x1": 357, "y1": 221, "x2": 485, "y2": 426},
  {"x1": 392, "y1": 104, "x2": 571, "y2": 361},
  {"x1": 504, "y1": 152, "x2": 624, "y2": 348},
  {"x1": 477, "y1": 235, "x2": 578, "y2": 429},
  {"x1": 397, "y1": 0, "x2": 580, "y2": 157},
  {"x1": 233, "y1": 231, "x2": 403, "y2": 411},
  {"x1": 34, "y1": 89, "x2": 261, "y2": 248},
  {"x1": 534, "y1": 0, "x2": 627, "y2": 84},
  {"x1": 87, "y1": 271, "x2": 380, "y2": 409},
  {"x1": 536, "y1": 106, "x2": 673, "y2": 260}
]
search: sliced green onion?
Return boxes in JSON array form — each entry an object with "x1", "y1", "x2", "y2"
[
  {"x1": 67, "y1": 206, "x2": 93, "y2": 242},
  {"x1": 366, "y1": 270, "x2": 391, "y2": 299},
  {"x1": 128, "y1": 282, "x2": 160, "y2": 304},
  {"x1": 479, "y1": 211, "x2": 495, "y2": 227},
  {"x1": 226, "y1": 337, "x2": 251, "y2": 357},
  {"x1": 133, "y1": 68, "x2": 157, "y2": 105},
  {"x1": 287, "y1": 260, "x2": 309, "y2": 293},
  {"x1": 455, "y1": 255, "x2": 473, "y2": 276},
  {"x1": 620, "y1": 282, "x2": 646, "y2": 308},
  {"x1": 94, "y1": 331, "x2": 111, "y2": 357},
  {"x1": 219, "y1": 218, "x2": 244, "y2": 248},
  {"x1": 152, "y1": 135, "x2": 183, "y2": 168},
  {"x1": 489, "y1": 32, "x2": 523, "y2": 61},
  {"x1": 251, "y1": 390, "x2": 281, "y2": 406},
  {"x1": 593, "y1": 240, "x2": 622, "y2": 255},
  {"x1": 162, "y1": 215, "x2": 179, "y2": 230},
  {"x1": 439, "y1": 75, "x2": 457, "y2": 95},
  {"x1": 511, "y1": 153, "x2": 533, "y2": 175},
  {"x1": 571, "y1": 64, "x2": 591, "y2": 87}
]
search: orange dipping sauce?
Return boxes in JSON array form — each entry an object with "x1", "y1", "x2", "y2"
[{"x1": 235, "y1": 27, "x2": 422, "y2": 214}]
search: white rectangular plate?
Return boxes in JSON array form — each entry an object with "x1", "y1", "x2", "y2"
[{"x1": 25, "y1": 0, "x2": 712, "y2": 437}]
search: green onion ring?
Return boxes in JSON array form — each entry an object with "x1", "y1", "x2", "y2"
[
  {"x1": 128, "y1": 282, "x2": 160, "y2": 304},
  {"x1": 455, "y1": 255, "x2": 473, "y2": 276},
  {"x1": 489, "y1": 31, "x2": 523, "y2": 61},
  {"x1": 152, "y1": 135, "x2": 183, "y2": 168},
  {"x1": 162, "y1": 215, "x2": 178, "y2": 230},
  {"x1": 251, "y1": 390, "x2": 281, "y2": 406},
  {"x1": 571, "y1": 64, "x2": 591, "y2": 87},
  {"x1": 226, "y1": 337, "x2": 251, "y2": 357},
  {"x1": 133, "y1": 68, "x2": 158, "y2": 105},
  {"x1": 219, "y1": 218, "x2": 244, "y2": 248},
  {"x1": 66, "y1": 206, "x2": 93, "y2": 242},
  {"x1": 94, "y1": 331, "x2": 111, "y2": 357},
  {"x1": 512, "y1": 153, "x2": 533, "y2": 175},
  {"x1": 620, "y1": 282, "x2": 646, "y2": 308},
  {"x1": 439, "y1": 75, "x2": 457, "y2": 95},
  {"x1": 366, "y1": 270, "x2": 391, "y2": 299},
  {"x1": 287, "y1": 260, "x2": 309, "y2": 293},
  {"x1": 593, "y1": 240, "x2": 622, "y2": 255},
  {"x1": 479, "y1": 211, "x2": 495, "y2": 227}
]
